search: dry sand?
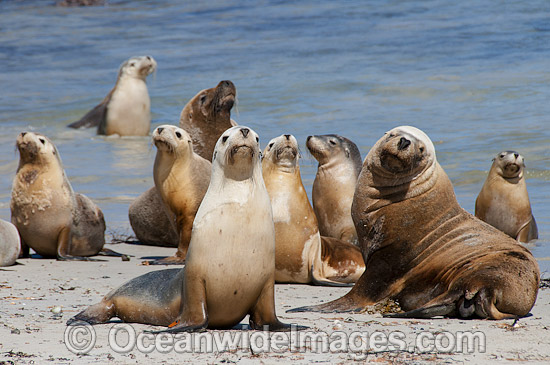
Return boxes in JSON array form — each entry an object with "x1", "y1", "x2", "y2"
[{"x1": 1, "y1": 241, "x2": 549, "y2": 365}]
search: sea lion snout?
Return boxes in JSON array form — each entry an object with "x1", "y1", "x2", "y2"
[{"x1": 397, "y1": 137, "x2": 411, "y2": 151}]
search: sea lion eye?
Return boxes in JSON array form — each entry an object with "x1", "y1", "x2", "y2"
[
  {"x1": 130, "y1": 62, "x2": 136, "y2": 67},
  {"x1": 499, "y1": 153, "x2": 506, "y2": 158},
  {"x1": 268, "y1": 142, "x2": 274, "y2": 150},
  {"x1": 222, "y1": 136, "x2": 229, "y2": 143},
  {"x1": 175, "y1": 132, "x2": 182, "y2": 139},
  {"x1": 200, "y1": 94, "x2": 207, "y2": 104},
  {"x1": 256, "y1": 136, "x2": 259, "y2": 143},
  {"x1": 419, "y1": 147, "x2": 425, "y2": 153},
  {"x1": 39, "y1": 138, "x2": 46, "y2": 145},
  {"x1": 329, "y1": 140, "x2": 337, "y2": 145}
]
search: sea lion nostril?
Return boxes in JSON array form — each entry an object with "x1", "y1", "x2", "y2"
[
  {"x1": 514, "y1": 153, "x2": 519, "y2": 159},
  {"x1": 397, "y1": 137, "x2": 411, "y2": 151},
  {"x1": 241, "y1": 128, "x2": 250, "y2": 138},
  {"x1": 157, "y1": 127, "x2": 164, "y2": 134},
  {"x1": 284, "y1": 134, "x2": 291, "y2": 140},
  {"x1": 21, "y1": 132, "x2": 27, "y2": 137}
]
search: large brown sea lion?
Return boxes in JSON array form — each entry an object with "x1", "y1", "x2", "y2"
[
  {"x1": 179, "y1": 80, "x2": 237, "y2": 161},
  {"x1": 289, "y1": 126, "x2": 540, "y2": 320},
  {"x1": 11, "y1": 132, "x2": 107, "y2": 260},
  {"x1": 68, "y1": 55, "x2": 157, "y2": 136},
  {"x1": 475, "y1": 151, "x2": 538, "y2": 243},
  {"x1": 262, "y1": 134, "x2": 364, "y2": 285},
  {"x1": 68, "y1": 126, "x2": 295, "y2": 332},
  {"x1": 306, "y1": 134, "x2": 362, "y2": 245}
]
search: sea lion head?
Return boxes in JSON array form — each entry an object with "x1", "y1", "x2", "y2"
[
  {"x1": 118, "y1": 55, "x2": 157, "y2": 80},
  {"x1": 306, "y1": 134, "x2": 361, "y2": 168},
  {"x1": 152, "y1": 125, "x2": 193, "y2": 157},
  {"x1": 263, "y1": 134, "x2": 299, "y2": 170},
  {"x1": 16, "y1": 132, "x2": 61, "y2": 167},
  {"x1": 368, "y1": 126, "x2": 435, "y2": 184},
  {"x1": 184, "y1": 80, "x2": 236, "y2": 126},
  {"x1": 213, "y1": 126, "x2": 261, "y2": 181},
  {"x1": 493, "y1": 151, "x2": 524, "y2": 179}
]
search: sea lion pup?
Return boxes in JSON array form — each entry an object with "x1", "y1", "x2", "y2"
[
  {"x1": 11, "y1": 132, "x2": 107, "y2": 261},
  {"x1": 289, "y1": 126, "x2": 540, "y2": 319},
  {"x1": 475, "y1": 151, "x2": 538, "y2": 243},
  {"x1": 68, "y1": 55, "x2": 157, "y2": 136},
  {"x1": 0, "y1": 219, "x2": 20, "y2": 266},
  {"x1": 262, "y1": 134, "x2": 365, "y2": 285},
  {"x1": 68, "y1": 126, "x2": 294, "y2": 332},
  {"x1": 143, "y1": 125, "x2": 211, "y2": 264},
  {"x1": 306, "y1": 134, "x2": 362, "y2": 245},
  {"x1": 179, "y1": 80, "x2": 237, "y2": 161}
]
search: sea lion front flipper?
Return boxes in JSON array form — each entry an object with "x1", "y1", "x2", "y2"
[
  {"x1": 56, "y1": 227, "x2": 105, "y2": 261},
  {"x1": 67, "y1": 91, "x2": 111, "y2": 129},
  {"x1": 97, "y1": 247, "x2": 132, "y2": 257},
  {"x1": 142, "y1": 255, "x2": 186, "y2": 265},
  {"x1": 516, "y1": 215, "x2": 538, "y2": 242},
  {"x1": 287, "y1": 290, "x2": 369, "y2": 313},
  {"x1": 148, "y1": 273, "x2": 208, "y2": 334},
  {"x1": 249, "y1": 278, "x2": 298, "y2": 331},
  {"x1": 143, "y1": 216, "x2": 191, "y2": 265}
]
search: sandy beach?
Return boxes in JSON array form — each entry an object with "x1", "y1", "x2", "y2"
[{"x1": 1, "y1": 239, "x2": 548, "y2": 365}]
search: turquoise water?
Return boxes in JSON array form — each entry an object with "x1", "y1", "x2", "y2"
[{"x1": 0, "y1": 1, "x2": 548, "y2": 272}]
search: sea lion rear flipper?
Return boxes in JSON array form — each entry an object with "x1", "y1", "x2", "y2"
[
  {"x1": 383, "y1": 304, "x2": 456, "y2": 319},
  {"x1": 67, "y1": 300, "x2": 115, "y2": 325},
  {"x1": 67, "y1": 98, "x2": 109, "y2": 129}
]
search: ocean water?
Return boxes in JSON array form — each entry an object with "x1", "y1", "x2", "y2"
[{"x1": 0, "y1": 0, "x2": 548, "y2": 273}]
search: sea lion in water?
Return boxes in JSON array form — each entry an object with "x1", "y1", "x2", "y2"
[
  {"x1": 289, "y1": 126, "x2": 539, "y2": 319},
  {"x1": 475, "y1": 151, "x2": 538, "y2": 243},
  {"x1": 143, "y1": 125, "x2": 211, "y2": 264},
  {"x1": 306, "y1": 134, "x2": 362, "y2": 245},
  {"x1": 262, "y1": 134, "x2": 364, "y2": 285},
  {"x1": 68, "y1": 55, "x2": 157, "y2": 136},
  {"x1": 11, "y1": 132, "x2": 107, "y2": 260},
  {"x1": 68, "y1": 126, "x2": 294, "y2": 332},
  {"x1": 179, "y1": 80, "x2": 237, "y2": 161},
  {"x1": 0, "y1": 219, "x2": 20, "y2": 267}
]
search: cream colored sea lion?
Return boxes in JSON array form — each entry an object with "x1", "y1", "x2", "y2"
[
  {"x1": 179, "y1": 80, "x2": 237, "y2": 161},
  {"x1": 262, "y1": 134, "x2": 364, "y2": 286},
  {"x1": 0, "y1": 219, "x2": 20, "y2": 266},
  {"x1": 306, "y1": 134, "x2": 362, "y2": 245},
  {"x1": 68, "y1": 126, "x2": 294, "y2": 332},
  {"x1": 143, "y1": 125, "x2": 211, "y2": 264},
  {"x1": 11, "y1": 132, "x2": 107, "y2": 260},
  {"x1": 289, "y1": 126, "x2": 540, "y2": 319},
  {"x1": 68, "y1": 55, "x2": 157, "y2": 136},
  {"x1": 475, "y1": 151, "x2": 538, "y2": 243}
]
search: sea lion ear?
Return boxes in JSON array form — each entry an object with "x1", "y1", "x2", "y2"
[
  {"x1": 213, "y1": 151, "x2": 217, "y2": 161},
  {"x1": 345, "y1": 148, "x2": 350, "y2": 158}
]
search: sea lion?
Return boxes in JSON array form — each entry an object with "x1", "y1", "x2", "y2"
[
  {"x1": 475, "y1": 151, "x2": 538, "y2": 243},
  {"x1": 0, "y1": 219, "x2": 20, "y2": 266},
  {"x1": 306, "y1": 134, "x2": 362, "y2": 245},
  {"x1": 262, "y1": 134, "x2": 365, "y2": 285},
  {"x1": 11, "y1": 132, "x2": 106, "y2": 260},
  {"x1": 128, "y1": 188, "x2": 179, "y2": 247},
  {"x1": 179, "y1": 80, "x2": 237, "y2": 161},
  {"x1": 68, "y1": 55, "x2": 157, "y2": 136},
  {"x1": 289, "y1": 126, "x2": 540, "y2": 320},
  {"x1": 68, "y1": 126, "x2": 293, "y2": 332},
  {"x1": 143, "y1": 125, "x2": 211, "y2": 264}
]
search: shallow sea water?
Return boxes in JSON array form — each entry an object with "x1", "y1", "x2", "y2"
[{"x1": 0, "y1": 0, "x2": 548, "y2": 272}]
